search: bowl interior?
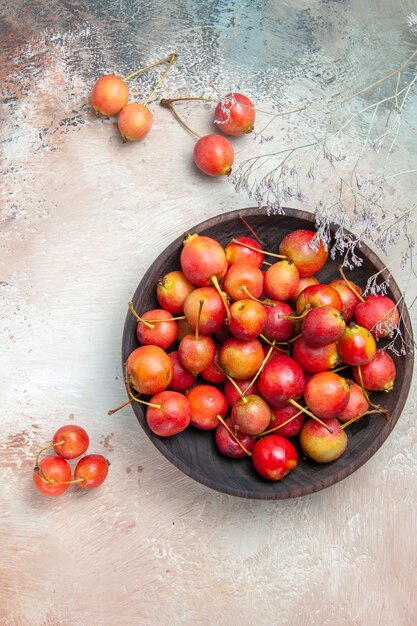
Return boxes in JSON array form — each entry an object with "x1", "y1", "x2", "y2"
[{"x1": 122, "y1": 207, "x2": 414, "y2": 499}]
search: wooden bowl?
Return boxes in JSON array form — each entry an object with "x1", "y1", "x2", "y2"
[{"x1": 122, "y1": 207, "x2": 414, "y2": 499}]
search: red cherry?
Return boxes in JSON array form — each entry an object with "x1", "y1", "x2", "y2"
[
  {"x1": 252, "y1": 435, "x2": 298, "y2": 481},
  {"x1": 353, "y1": 349, "x2": 396, "y2": 391},
  {"x1": 187, "y1": 384, "x2": 228, "y2": 430},
  {"x1": 214, "y1": 92, "x2": 255, "y2": 136},
  {"x1": 337, "y1": 323, "x2": 376, "y2": 366},
  {"x1": 193, "y1": 134, "x2": 234, "y2": 177},
  {"x1": 53, "y1": 425, "x2": 89, "y2": 460},
  {"x1": 354, "y1": 294, "x2": 399, "y2": 339},
  {"x1": 257, "y1": 354, "x2": 305, "y2": 408},
  {"x1": 279, "y1": 230, "x2": 328, "y2": 277},
  {"x1": 269, "y1": 405, "x2": 305, "y2": 437},
  {"x1": 74, "y1": 454, "x2": 109, "y2": 489},
  {"x1": 225, "y1": 236, "x2": 264, "y2": 268},
  {"x1": 292, "y1": 337, "x2": 339, "y2": 373},
  {"x1": 33, "y1": 456, "x2": 72, "y2": 497},
  {"x1": 168, "y1": 351, "x2": 196, "y2": 392},
  {"x1": 215, "y1": 417, "x2": 256, "y2": 458},
  {"x1": 146, "y1": 391, "x2": 191, "y2": 437}
]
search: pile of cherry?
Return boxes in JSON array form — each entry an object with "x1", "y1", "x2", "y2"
[
  {"x1": 118, "y1": 227, "x2": 399, "y2": 482},
  {"x1": 32, "y1": 425, "x2": 109, "y2": 496},
  {"x1": 91, "y1": 53, "x2": 254, "y2": 177}
]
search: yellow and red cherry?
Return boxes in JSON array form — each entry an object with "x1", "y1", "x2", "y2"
[
  {"x1": 127, "y1": 345, "x2": 173, "y2": 395},
  {"x1": 278, "y1": 229, "x2": 328, "y2": 277},
  {"x1": 91, "y1": 74, "x2": 129, "y2": 116},
  {"x1": 156, "y1": 270, "x2": 195, "y2": 315},
  {"x1": 33, "y1": 456, "x2": 72, "y2": 497},
  {"x1": 304, "y1": 372, "x2": 350, "y2": 419},
  {"x1": 337, "y1": 323, "x2": 376, "y2": 366},
  {"x1": 52, "y1": 425, "x2": 89, "y2": 460},
  {"x1": 145, "y1": 391, "x2": 192, "y2": 437},
  {"x1": 299, "y1": 418, "x2": 348, "y2": 463}
]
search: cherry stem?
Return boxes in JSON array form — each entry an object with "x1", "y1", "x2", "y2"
[
  {"x1": 144, "y1": 315, "x2": 186, "y2": 323},
  {"x1": 159, "y1": 98, "x2": 202, "y2": 139},
  {"x1": 340, "y1": 409, "x2": 388, "y2": 429},
  {"x1": 195, "y1": 299, "x2": 204, "y2": 341},
  {"x1": 128, "y1": 301, "x2": 154, "y2": 329},
  {"x1": 239, "y1": 216, "x2": 263, "y2": 244},
  {"x1": 108, "y1": 398, "x2": 133, "y2": 415},
  {"x1": 143, "y1": 53, "x2": 177, "y2": 107},
  {"x1": 126, "y1": 380, "x2": 161, "y2": 409},
  {"x1": 259, "y1": 334, "x2": 288, "y2": 351},
  {"x1": 231, "y1": 239, "x2": 287, "y2": 259},
  {"x1": 288, "y1": 398, "x2": 334, "y2": 433},
  {"x1": 280, "y1": 306, "x2": 311, "y2": 321},
  {"x1": 259, "y1": 409, "x2": 304, "y2": 437},
  {"x1": 243, "y1": 341, "x2": 276, "y2": 398},
  {"x1": 34, "y1": 440, "x2": 65, "y2": 472},
  {"x1": 216, "y1": 414, "x2": 252, "y2": 457},
  {"x1": 241, "y1": 286, "x2": 275, "y2": 307},
  {"x1": 222, "y1": 370, "x2": 248, "y2": 403},
  {"x1": 33, "y1": 468, "x2": 84, "y2": 486},
  {"x1": 211, "y1": 275, "x2": 231, "y2": 323},
  {"x1": 123, "y1": 53, "x2": 176, "y2": 81},
  {"x1": 338, "y1": 266, "x2": 365, "y2": 302}
]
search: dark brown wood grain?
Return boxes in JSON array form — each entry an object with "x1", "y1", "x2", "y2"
[{"x1": 122, "y1": 207, "x2": 414, "y2": 499}]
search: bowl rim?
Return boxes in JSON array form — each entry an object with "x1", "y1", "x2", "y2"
[{"x1": 122, "y1": 206, "x2": 415, "y2": 499}]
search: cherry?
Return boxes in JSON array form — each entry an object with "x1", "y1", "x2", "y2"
[
  {"x1": 353, "y1": 350, "x2": 396, "y2": 391},
  {"x1": 304, "y1": 372, "x2": 350, "y2": 419},
  {"x1": 215, "y1": 417, "x2": 256, "y2": 459},
  {"x1": 299, "y1": 418, "x2": 348, "y2": 463},
  {"x1": 337, "y1": 382, "x2": 369, "y2": 423},
  {"x1": 262, "y1": 300, "x2": 295, "y2": 342},
  {"x1": 180, "y1": 233, "x2": 227, "y2": 289},
  {"x1": 223, "y1": 262, "x2": 264, "y2": 302},
  {"x1": 183, "y1": 287, "x2": 226, "y2": 334},
  {"x1": 337, "y1": 323, "x2": 376, "y2": 366},
  {"x1": 301, "y1": 305, "x2": 346, "y2": 346},
  {"x1": 296, "y1": 284, "x2": 343, "y2": 314},
  {"x1": 91, "y1": 75, "x2": 129, "y2": 117},
  {"x1": 178, "y1": 300, "x2": 216, "y2": 374},
  {"x1": 130, "y1": 305, "x2": 179, "y2": 349},
  {"x1": 145, "y1": 390, "x2": 191, "y2": 437},
  {"x1": 329, "y1": 278, "x2": 362, "y2": 323},
  {"x1": 156, "y1": 270, "x2": 195, "y2": 314},
  {"x1": 263, "y1": 260, "x2": 300, "y2": 302},
  {"x1": 354, "y1": 294, "x2": 399, "y2": 339},
  {"x1": 167, "y1": 351, "x2": 196, "y2": 392},
  {"x1": 187, "y1": 384, "x2": 228, "y2": 430},
  {"x1": 33, "y1": 455, "x2": 72, "y2": 497},
  {"x1": 231, "y1": 394, "x2": 272, "y2": 436},
  {"x1": 74, "y1": 454, "x2": 109, "y2": 489},
  {"x1": 214, "y1": 92, "x2": 255, "y2": 136},
  {"x1": 219, "y1": 337, "x2": 264, "y2": 379},
  {"x1": 292, "y1": 337, "x2": 339, "y2": 373},
  {"x1": 193, "y1": 134, "x2": 234, "y2": 176},
  {"x1": 257, "y1": 354, "x2": 305, "y2": 408},
  {"x1": 225, "y1": 236, "x2": 264, "y2": 268},
  {"x1": 118, "y1": 103, "x2": 153, "y2": 141},
  {"x1": 229, "y1": 299, "x2": 267, "y2": 340},
  {"x1": 278, "y1": 229, "x2": 328, "y2": 277},
  {"x1": 252, "y1": 434, "x2": 298, "y2": 481},
  {"x1": 52, "y1": 425, "x2": 89, "y2": 460},
  {"x1": 127, "y1": 345, "x2": 173, "y2": 395}
]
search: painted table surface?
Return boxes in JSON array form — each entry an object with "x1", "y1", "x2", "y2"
[{"x1": 1, "y1": 1, "x2": 416, "y2": 625}]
